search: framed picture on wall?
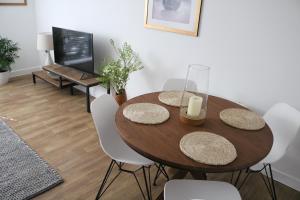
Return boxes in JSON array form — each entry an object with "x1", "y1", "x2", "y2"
[
  {"x1": 0, "y1": 0, "x2": 27, "y2": 6},
  {"x1": 144, "y1": 0, "x2": 202, "y2": 36}
]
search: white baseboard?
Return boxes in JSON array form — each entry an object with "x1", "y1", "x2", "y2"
[
  {"x1": 10, "y1": 66, "x2": 42, "y2": 77},
  {"x1": 272, "y1": 167, "x2": 300, "y2": 191}
]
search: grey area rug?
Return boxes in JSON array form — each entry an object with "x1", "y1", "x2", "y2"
[{"x1": 0, "y1": 120, "x2": 63, "y2": 200}]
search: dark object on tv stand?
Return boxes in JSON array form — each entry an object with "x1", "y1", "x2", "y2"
[
  {"x1": 32, "y1": 64, "x2": 110, "y2": 113},
  {"x1": 80, "y1": 72, "x2": 94, "y2": 80}
]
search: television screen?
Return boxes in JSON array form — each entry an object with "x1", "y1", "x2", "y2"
[{"x1": 52, "y1": 27, "x2": 94, "y2": 74}]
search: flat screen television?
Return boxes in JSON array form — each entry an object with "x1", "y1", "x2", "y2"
[{"x1": 52, "y1": 27, "x2": 95, "y2": 74}]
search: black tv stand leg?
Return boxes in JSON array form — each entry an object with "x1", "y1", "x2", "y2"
[
  {"x1": 70, "y1": 85, "x2": 74, "y2": 96},
  {"x1": 86, "y1": 86, "x2": 91, "y2": 113},
  {"x1": 32, "y1": 74, "x2": 36, "y2": 84},
  {"x1": 59, "y1": 76, "x2": 63, "y2": 89}
]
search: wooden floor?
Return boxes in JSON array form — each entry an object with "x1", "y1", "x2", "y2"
[{"x1": 0, "y1": 75, "x2": 299, "y2": 200}]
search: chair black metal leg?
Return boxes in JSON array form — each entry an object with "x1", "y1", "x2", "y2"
[
  {"x1": 237, "y1": 164, "x2": 277, "y2": 200},
  {"x1": 230, "y1": 172, "x2": 234, "y2": 184},
  {"x1": 142, "y1": 166, "x2": 152, "y2": 200},
  {"x1": 238, "y1": 171, "x2": 251, "y2": 190},
  {"x1": 262, "y1": 166, "x2": 273, "y2": 196},
  {"x1": 234, "y1": 170, "x2": 242, "y2": 186},
  {"x1": 268, "y1": 164, "x2": 277, "y2": 200},
  {"x1": 133, "y1": 172, "x2": 146, "y2": 199},
  {"x1": 95, "y1": 161, "x2": 154, "y2": 200},
  {"x1": 257, "y1": 164, "x2": 277, "y2": 200},
  {"x1": 153, "y1": 163, "x2": 169, "y2": 186},
  {"x1": 246, "y1": 167, "x2": 250, "y2": 173},
  {"x1": 95, "y1": 160, "x2": 115, "y2": 200},
  {"x1": 161, "y1": 165, "x2": 169, "y2": 180},
  {"x1": 148, "y1": 166, "x2": 152, "y2": 198},
  {"x1": 98, "y1": 170, "x2": 122, "y2": 198},
  {"x1": 153, "y1": 164, "x2": 162, "y2": 186}
]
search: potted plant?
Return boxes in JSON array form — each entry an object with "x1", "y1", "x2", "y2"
[
  {"x1": 99, "y1": 39, "x2": 143, "y2": 105},
  {"x1": 0, "y1": 36, "x2": 20, "y2": 85}
]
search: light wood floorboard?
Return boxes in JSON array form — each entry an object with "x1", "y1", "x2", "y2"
[{"x1": 0, "y1": 75, "x2": 299, "y2": 200}]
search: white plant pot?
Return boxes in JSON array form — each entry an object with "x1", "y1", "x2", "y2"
[{"x1": 0, "y1": 71, "x2": 10, "y2": 86}]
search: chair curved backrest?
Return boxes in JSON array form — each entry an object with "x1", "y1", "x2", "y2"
[
  {"x1": 264, "y1": 103, "x2": 300, "y2": 163},
  {"x1": 90, "y1": 94, "x2": 121, "y2": 158},
  {"x1": 164, "y1": 180, "x2": 241, "y2": 200},
  {"x1": 162, "y1": 78, "x2": 197, "y2": 91}
]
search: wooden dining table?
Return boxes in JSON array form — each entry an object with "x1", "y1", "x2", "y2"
[{"x1": 115, "y1": 92, "x2": 273, "y2": 200}]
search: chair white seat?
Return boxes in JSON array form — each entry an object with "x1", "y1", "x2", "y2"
[
  {"x1": 164, "y1": 180, "x2": 241, "y2": 200},
  {"x1": 91, "y1": 94, "x2": 153, "y2": 166},
  {"x1": 102, "y1": 131, "x2": 153, "y2": 166},
  {"x1": 250, "y1": 103, "x2": 300, "y2": 171},
  {"x1": 235, "y1": 103, "x2": 300, "y2": 200},
  {"x1": 91, "y1": 94, "x2": 154, "y2": 199}
]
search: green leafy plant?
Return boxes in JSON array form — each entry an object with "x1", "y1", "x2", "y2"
[
  {"x1": 98, "y1": 39, "x2": 143, "y2": 95},
  {"x1": 0, "y1": 36, "x2": 20, "y2": 72}
]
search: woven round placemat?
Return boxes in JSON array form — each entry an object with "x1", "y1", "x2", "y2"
[
  {"x1": 158, "y1": 91, "x2": 195, "y2": 107},
  {"x1": 220, "y1": 108, "x2": 265, "y2": 131},
  {"x1": 180, "y1": 131, "x2": 237, "y2": 165},
  {"x1": 123, "y1": 103, "x2": 170, "y2": 125}
]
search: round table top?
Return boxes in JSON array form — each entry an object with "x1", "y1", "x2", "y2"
[{"x1": 115, "y1": 92, "x2": 273, "y2": 173}]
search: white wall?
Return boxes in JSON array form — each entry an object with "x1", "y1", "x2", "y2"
[
  {"x1": 34, "y1": 0, "x2": 300, "y2": 191},
  {"x1": 0, "y1": 0, "x2": 40, "y2": 76}
]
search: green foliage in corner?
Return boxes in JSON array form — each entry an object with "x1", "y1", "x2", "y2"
[
  {"x1": 98, "y1": 39, "x2": 143, "y2": 95},
  {"x1": 0, "y1": 36, "x2": 20, "y2": 72}
]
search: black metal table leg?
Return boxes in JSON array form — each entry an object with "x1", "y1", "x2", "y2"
[
  {"x1": 190, "y1": 171, "x2": 207, "y2": 180},
  {"x1": 86, "y1": 86, "x2": 91, "y2": 113}
]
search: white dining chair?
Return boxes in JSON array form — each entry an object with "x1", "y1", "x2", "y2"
[
  {"x1": 164, "y1": 180, "x2": 241, "y2": 200},
  {"x1": 238, "y1": 103, "x2": 300, "y2": 200},
  {"x1": 91, "y1": 94, "x2": 154, "y2": 200},
  {"x1": 162, "y1": 78, "x2": 197, "y2": 91}
]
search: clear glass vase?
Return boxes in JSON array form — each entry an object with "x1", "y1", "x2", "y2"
[{"x1": 180, "y1": 64, "x2": 210, "y2": 126}]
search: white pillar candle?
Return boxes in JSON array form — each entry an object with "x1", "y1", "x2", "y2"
[{"x1": 187, "y1": 96, "x2": 203, "y2": 117}]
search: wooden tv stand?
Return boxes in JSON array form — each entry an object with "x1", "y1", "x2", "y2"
[{"x1": 32, "y1": 64, "x2": 110, "y2": 113}]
